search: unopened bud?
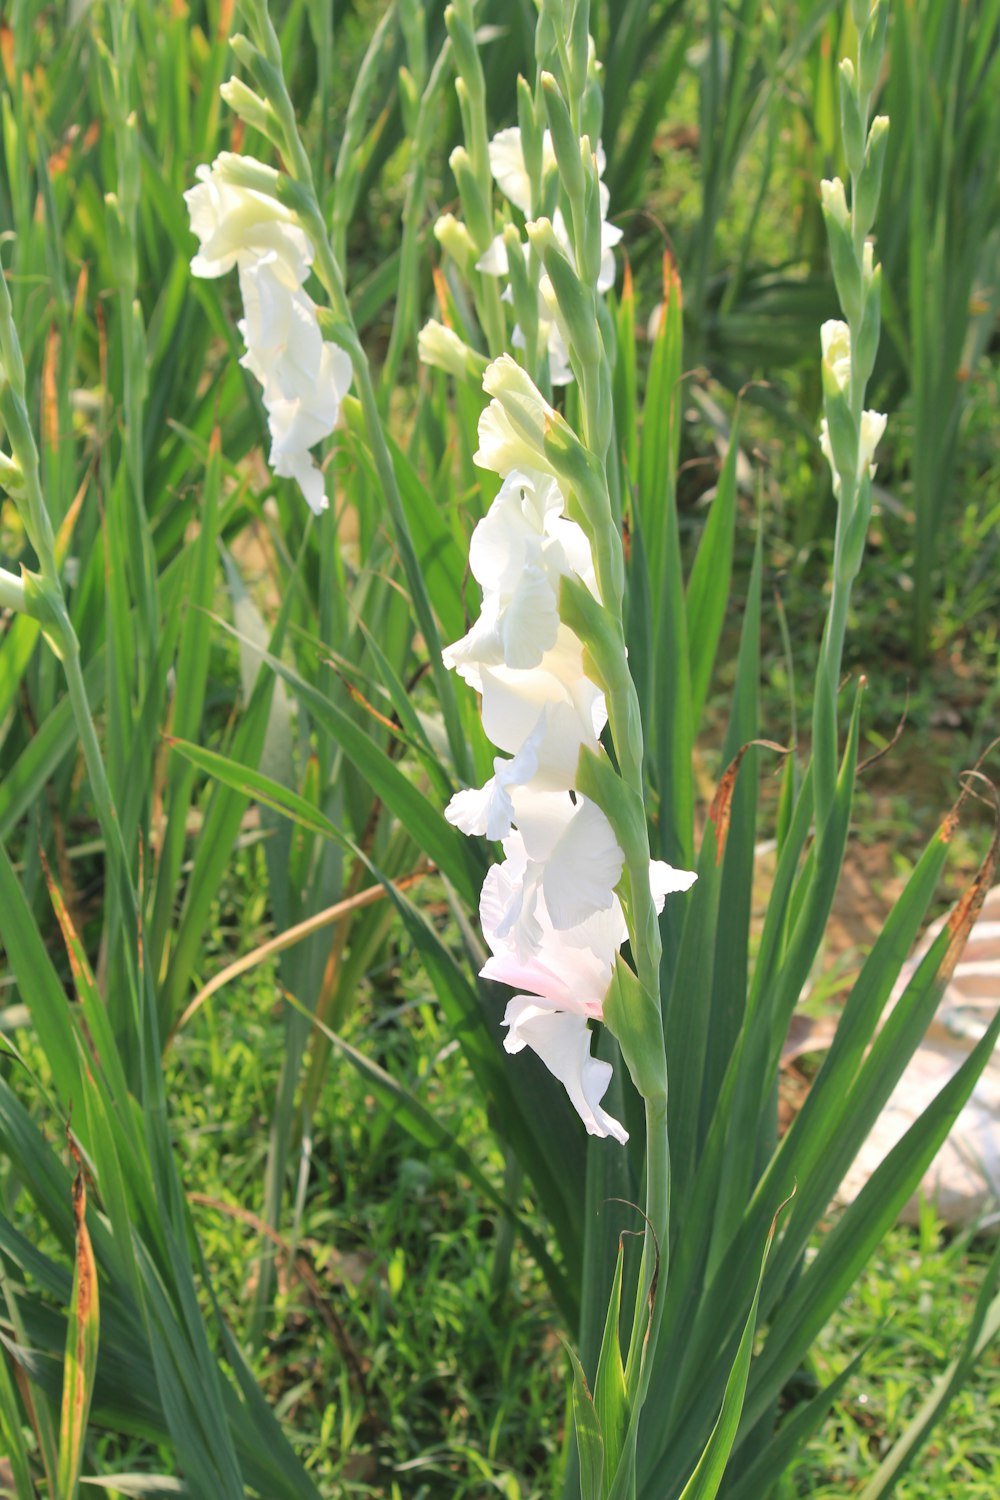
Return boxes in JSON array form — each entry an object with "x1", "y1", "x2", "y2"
[
  {"x1": 434, "y1": 213, "x2": 477, "y2": 276},
  {"x1": 0, "y1": 451, "x2": 24, "y2": 495},
  {"x1": 855, "y1": 115, "x2": 889, "y2": 237},
  {"x1": 220, "y1": 77, "x2": 283, "y2": 147},
  {"x1": 417, "y1": 319, "x2": 487, "y2": 381},
  {"x1": 820, "y1": 320, "x2": 852, "y2": 394},
  {"x1": 449, "y1": 146, "x2": 493, "y2": 250}
]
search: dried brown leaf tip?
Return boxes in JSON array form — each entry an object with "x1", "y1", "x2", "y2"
[
  {"x1": 943, "y1": 771, "x2": 998, "y2": 977},
  {"x1": 709, "y1": 739, "x2": 791, "y2": 864}
]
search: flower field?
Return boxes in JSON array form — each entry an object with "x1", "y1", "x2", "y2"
[{"x1": 0, "y1": 1, "x2": 997, "y2": 1496}]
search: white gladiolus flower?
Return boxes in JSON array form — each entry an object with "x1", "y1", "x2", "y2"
[
  {"x1": 238, "y1": 260, "x2": 353, "y2": 514},
  {"x1": 477, "y1": 639, "x2": 608, "y2": 788},
  {"x1": 442, "y1": 468, "x2": 598, "y2": 677},
  {"x1": 503, "y1": 1000, "x2": 628, "y2": 1142},
  {"x1": 478, "y1": 837, "x2": 695, "y2": 1140},
  {"x1": 508, "y1": 789, "x2": 625, "y2": 933},
  {"x1": 446, "y1": 354, "x2": 697, "y2": 1144},
  {"x1": 821, "y1": 320, "x2": 852, "y2": 394},
  {"x1": 185, "y1": 157, "x2": 312, "y2": 286},
  {"x1": 479, "y1": 837, "x2": 623, "y2": 1007},
  {"x1": 475, "y1": 355, "x2": 564, "y2": 477},
  {"x1": 185, "y1": 155, "x2": 353, "y2": 514},
  {"x1": 477, "y1": 132, "x2": 623, "y2": 384}
]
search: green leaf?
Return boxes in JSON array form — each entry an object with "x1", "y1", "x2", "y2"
[
  {"x1": 56, "y1": 1157, "x2": 100, "y2": 1500},
  {"x1": 725, "y1": 1346, "x2": 868, "y2": 1500},
  {"x1": 595, "y1": 1241, "x2": 631, "y2": 1494},
  {"x1": 686, "y1": 411, "x2": 741, "y2": 727},
  {"x1": 745, "y1": 1003, "x2": 1000, "y2": 1430},
  {"x1": 566, "y1": 1341, "x2": 605, "y2": 1500},
  {"x1": 677, "y1": 1201, "x2": 787, "y2": 1500}
]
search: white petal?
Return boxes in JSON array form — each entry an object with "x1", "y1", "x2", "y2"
[
  {"x1": 476, "y1": 235, "x2": 509, "y2": 277},
  {"x1": 499, "y1": 564, "x2": 560, "y2": 668},
  {"x1": 446, "y1": 777, "x2": 514, "y2": 841},
  {"x1": 185, "y1": 159, "x2": 312, "y2": 285},
  {"x1": 501, "y1": 1000, "x2": 628, "y2": 1143},
  {"x1": 488, "y1": 127, "x2": 533, "y2": 215},
  {"x1": 541, "y1": 798, "x2": 624, "y2": 930},
  {"x1": 649, "y1": 860, "x2": 698, "y2": 911}
]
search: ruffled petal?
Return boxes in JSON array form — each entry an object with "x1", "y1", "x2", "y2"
[{"x1": 502, "y1": 999, "x2": 628, "y2": 1142}]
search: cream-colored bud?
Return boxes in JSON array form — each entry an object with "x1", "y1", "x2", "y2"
[
  {"x1": 418, "y1": 320, "x2": 484, "y2": 380},
  {"x1": 0, "y1": 566, "x2": 25, "y2": 615},
  {"x1": 858, "y1": 409, "x2": 887, "y2": 477},
  {"x1": 820, "y1": 177, "x2": 850, "y2": 229},
  {"x1": 820, "y1": 320, "x2": 852, "y2": 393},
  {"x1": 434, "y1": 213, "x2": 477, "y2": 272}
]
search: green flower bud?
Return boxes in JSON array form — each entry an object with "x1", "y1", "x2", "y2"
[
  {"x1": 854, "y1": 115, "x2": 889, "y2": 238},
  {"x1": 821, "y1": 178, "x2": 862, "y2": 325},
  {"x1": 528, "y1": 218, "x2": 600, "y2": 371},
  {"x1": 503, "y1": 225, "x2": 540, "y2": 358},
  {"x1": 0, "y1": 451, "x2": 24, "y2": 497},
  {"x1": 838, "y1": 59, "x2": 866, "y2": 181},
  {"x1": 859, "y1": 0, "x2": 889, "y2": 100},
  {"x1": 444, "y1": 1, "x2": 483, "y2": 106},
  {"x1": 230, "y1": 32, "x2": 284, "y2": 104},
  {"x1": 449, "y1": 146, "x2": 493, "y2": 250},
  {"x1": 417, "y1": 319, "x2": 488, "y2": 381},
  {"x1": 434, "y1": 212, "x2": 477, "y2": 276},
  {"x1": 219, "y1": 76, "x2": 283, "y2": 147},
  {"x1": 821, "y1": 371, "x2": 858, "y2": 497},
  {"x1": 517, "y1": 75, "x2": 545, "y2": 206},
  {"x1": 541, "y1": 72, "x2": 586, "y2": 206},
  {"x1": 854, "y1": 265, "x2": 882, "y2": 389}
]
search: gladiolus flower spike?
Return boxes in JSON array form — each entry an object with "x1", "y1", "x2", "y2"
[
  {"x1": 444, "y1": 364, "x2": 696, "y2": 1142},
  {"x1": 184, "y1": 155, "x2": 352, "y2": 513}
]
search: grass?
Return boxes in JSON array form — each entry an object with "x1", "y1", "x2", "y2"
[{"x1": 164, "y1": 846, "x2": 567, "y2": 1499}]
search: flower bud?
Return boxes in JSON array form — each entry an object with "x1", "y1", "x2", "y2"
[
  {"x1": 820, "y1": 319, "x2": 852, "y2": 394},
  {"x1": 854, "y1": 266, "x2": 881, "y2": 388},
  {"x1": 220, "y1": 76, "x2": 283, "y2": 147},
  {"x1": 528, "y1": 218, "x2": 600, "y2": 371},
  {"x1": 434, "y1": 213, "x2": 477, "y2": 276},
  {"x1": 0, "y1": 451, "x2": 24, "y2": 497},
  {"x1": 444, "y1": 0, "x2": 483, "y2": 106},
  {"x1": 417, "y1": 319, "x2": 487, "y2": 381},
  {"x1": 477, "y1": 353, "x2": 562, "y2": 476},
  {"x1": 859, "y1": 0, "x2": 889, "y2": 99},
  {"x1": 858, "y1": 409, "x2": 887, "y2": 477},
  {"x1": 0, "y1": 566, "x2": 25, "y2": 614},
  {"x1": 517, "y1": 76, "x2": 545, "y2": 204},
  {"x1": 820, "y1": 175, "x2": 850, "y2": 230},
  {"x1": 229, "y1": 32, "x2": 284, "y2": 104},
  {"x1": 821, "y1": 178, "x2": 862, "y2": 325},
  {"x1": 838, "y1": 59, "x2": 866, "y2": 180},
  {"x1": 541, "y1": 72, "x2": 586, "y2": 206},
  {"x1": 449, "y1": 145, "x2": 493, "y2": 250},
  {"x1": 855, "y1": 115, "x2": 889, "y2": 238}
]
